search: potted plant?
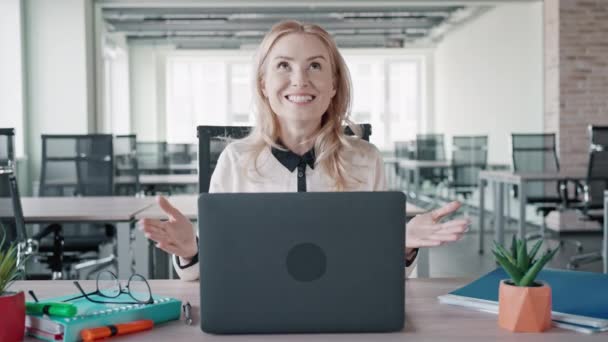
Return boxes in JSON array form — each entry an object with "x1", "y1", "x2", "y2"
[
  {"x1": 0, "y1": 229, "x2": 26, "y2": 342},
  {"x1": 492, "y1": 236, "x2": 559, "y2": 333}
]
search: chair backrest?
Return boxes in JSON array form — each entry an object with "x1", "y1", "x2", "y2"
[
  {"x1": 197, "y1": 126, "x2": 252, "y2": 193},
  {"x1": 40, "y1": 134, "x2": 114, "y2": 196},
  {"x1": 394, "y1": 141, "x2": 415, "y2": 159},
  {"x1": 0, "y1": 128, "x2": 15, "y2": 171},
  {"x1": 344, "y1": 123, "x2": 372, "y2": 142},
  {"x1": 511, "y1": 133, "x2": 559, "y2": 198},
  {"x1": 136, "y1": 141, "x2": 168, "y2": 171},
  {"x1": 415, "y1": 134, "x2": 446, "y2": 161},
  {"x1": 197, "y1": 124, "x2": 373, "y2": 193},
  {"x1": 114, "y1": 134, "x2": 139, "y2": 193},
  {"x1": 167, "y1": 143, "x2": 193, "y2": 165},
  {"x1": 0, "y1": 171, "x2": 27, "y2": 249},
  {"x1": 451, "y1": 135, "x2": 488, "y2": 188},
  {"x1": 585, "y1": 125, "x2": 608, "y2": 209}
]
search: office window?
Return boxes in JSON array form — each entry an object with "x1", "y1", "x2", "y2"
[
  {"x1": 166, "y1": 55, "x2": 251, "y2": 143},
  {"x1": 165, "y1": 52, "x2": 426, "y2": 149},
  {"x1": 345, "y1": 54, "x2": 425, "y2": 150},
  {"x1": 229, "y1": 63, "x2": 253, "y2": 124}
]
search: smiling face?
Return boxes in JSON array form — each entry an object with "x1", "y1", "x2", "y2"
[{"x1": 261, "y1": 33, "x2": 337, "y2": 126}]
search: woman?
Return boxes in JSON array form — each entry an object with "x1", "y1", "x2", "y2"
[{"x1": 139, "y1": 20, "x2": 470, "y2": 281}]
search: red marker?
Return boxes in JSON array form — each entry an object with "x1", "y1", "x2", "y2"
[{"x1": 80, "y1": 319, "x2": 154, "y2": 341}]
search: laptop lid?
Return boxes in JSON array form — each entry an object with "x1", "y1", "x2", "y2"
[{"x1": 198, "y1": 191, "x2": 406, "y2": 334}]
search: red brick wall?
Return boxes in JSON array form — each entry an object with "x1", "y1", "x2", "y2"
[{"x1": 545, "y1": 0, "x2": 608, "y2": 173}]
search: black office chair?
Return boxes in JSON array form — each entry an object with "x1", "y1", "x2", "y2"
[
  {"x1": 511, "y1": 133, "x2": 581, "y2": 250},
  {"x1": 447, "y1": 136, "x2": 488, "y2": 205},
  {"x1": 0, "y1": 128, "x2": 21, "y2": 254},
  {"x1": 167, "y1": 143, "x2": 190, "y2": 164},
  {"x1": 0, "y1": 171, "x2": 35, "y2": 275},
  {"x1": 564, "y1": 125, "x2": 608, "y2": 269},
  {"x1": 38, "y1": 134, "x2": 116, "y2": 279},
  {"x1": 197, "y1": 126, "x2": 252, "y2": 193},
  {"x1": 344, "y1": 123, "x2": 372, "y2": 142},
  {"x1": 136, "y1": 141, "x2": 169, "y2": 174},
  {"x1": 415, "y1": 133, "x2": 447, "y2": 197},
  {"x1": 114, "y1": 134, "x2": 140, "y2": 195},
  {"x1": 197, "y1": 124, "x2": 373, "y2": 193},
  {"x1": 395, "y1": 141, "x2": 416, "y2": 160},
  {"x1": 0, "y1": 128, "x2": 15, "y2": 171}
]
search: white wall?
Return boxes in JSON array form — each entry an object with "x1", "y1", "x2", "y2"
[
  {"x1": 434, "y1": 3, "x2": 543, "y2": 164},
  {"x1": 24, "y1": 0, "x2": 95, "y2": 190},
  {"x1": 129, "y1": 45, "x2": 169, "y2": 142},
  {"x1": 0, "y1": 0, "x2": 25, "y2": 157}
]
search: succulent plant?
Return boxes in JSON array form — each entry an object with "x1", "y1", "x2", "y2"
[
  {"x1": 492, "y1": 235, "x2": 559, "y2": 287},
  {"x1": 0, "y1": 226, "x2": 23, "y2": 295}
]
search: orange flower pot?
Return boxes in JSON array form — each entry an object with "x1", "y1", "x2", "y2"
[{"x1": 498, "y1": 280, "x2": 552, "y2": 333}]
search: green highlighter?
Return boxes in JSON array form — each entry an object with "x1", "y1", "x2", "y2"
[{"x1": 26, "y1": 302, "x2": 78, "y2": 317}]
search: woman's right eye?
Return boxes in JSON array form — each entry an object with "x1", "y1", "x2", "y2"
[{"x1": 277, "y1": 61, "x2": 289, "y2": 70}]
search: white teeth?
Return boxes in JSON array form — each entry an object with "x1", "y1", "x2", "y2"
[{"x1": 287, "y1": 95, "x2": 314, "y2": 103}]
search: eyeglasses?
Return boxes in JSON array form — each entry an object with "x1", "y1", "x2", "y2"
[{"x1": 64, "y1": 271, "x2": 154, "y2": 305}]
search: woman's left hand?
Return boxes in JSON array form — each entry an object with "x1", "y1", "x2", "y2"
[{"x1": 406, "y1": 201, "x2": 470, "y2": 249}]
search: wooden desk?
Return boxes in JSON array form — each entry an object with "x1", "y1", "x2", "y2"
[
  {"x1": 18, "y1": 197, "x2": 153, "y2": 278},
  {"x1": 477, "y1": 170, "x2": 586, "y2": 254},
  {"x1": 13, "y1": 279, "x2": 602, "y2": 341}
]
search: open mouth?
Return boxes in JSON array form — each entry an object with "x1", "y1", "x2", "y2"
[{"x1": 285, "y1": 95, "x2": 316, "y2": 104}]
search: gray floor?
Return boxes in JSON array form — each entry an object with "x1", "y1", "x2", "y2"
[{"x1": 427, "y1": 216, "x2": 604, "y2": 278}]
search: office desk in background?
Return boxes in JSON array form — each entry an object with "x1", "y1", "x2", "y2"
[
  {"x1": 14, "y1": 279, "x2": 604, "y2": 342},
  {"x1": 477, "y1": 170, "x2": 586, "y2": 254},
  {"x1": 19, "y1": 197, "x2": 154, "y2": 278},
  {"x1": 118, "y1": 163, "x2": 198, "y2": 174}
]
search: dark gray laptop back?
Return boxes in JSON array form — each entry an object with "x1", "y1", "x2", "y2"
[{"x1": 198, "y1": 192, "x2": 405, "y2": 334}]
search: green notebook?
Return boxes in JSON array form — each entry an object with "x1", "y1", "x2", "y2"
[{"x1": 25, "y1": 292, "x2": 181, "y2": 342}]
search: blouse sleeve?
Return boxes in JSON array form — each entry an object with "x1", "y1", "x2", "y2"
[
  {"x1": 174, "y1": 145, "x2": 236, "y2": 281},
  {"x1": 369, "y1": 145, "x2": 418, "y2": 278}
]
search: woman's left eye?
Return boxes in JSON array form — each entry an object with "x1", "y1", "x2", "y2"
[{"x1": 310, "y1": 62, "x2": 321, "y2": 70}]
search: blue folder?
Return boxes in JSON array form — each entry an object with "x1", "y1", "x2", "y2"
[{"x1": 439, "y1": 268, "x2": 608, "y2": 329}]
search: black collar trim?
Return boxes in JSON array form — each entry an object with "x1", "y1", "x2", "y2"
[{"x1": 271, "y1": 144, "x2": 316, "y2": 172}]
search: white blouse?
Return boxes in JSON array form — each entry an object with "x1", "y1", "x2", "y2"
[{"x1": 173, "y1": 136, "x2": 417, "y2": 280}]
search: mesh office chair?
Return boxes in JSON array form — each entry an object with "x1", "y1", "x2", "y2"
[
  {"x1": 167, "y1": 143, "x2": 197, "y2": 175},
  {"x1": 415, "y1": 134, "x2": 447, "y2": 196},
  {"x1": 395, "y1": 141, "x2": 416, "y2": 160},
  {"x1": 114, "y1": 134, "x2": 140, "y2": 195},
  {"x1": 197, "y1": 126, "x2": 252, "y2": 193},
  {"x1": 448, "y1": 136, "x2": 488, "y2": 205},
  {"x1": 0, "y1": 128, "x2": 15, "y2": 171},
  {"x1": 0, "y1": 128, "x2": 21, "y2": 253},
  {"x1": 564, "y1": 125, "x2": 608, "y2": 269},
  {"x1": 137, "y1": 141, "x2": 169, "y2": 174},
  {"x1": 38, "y1": 134, "x2": 116, "y2": 279},
  {"x1": 511, "y1": 133, "x2": 582, "y2": 250},
  {"x1": 344, "y1": 123, "x2": 372, "y2": 142},
  {"x1": 0, "y1": 171, "x2": 35, "y2": 275},
  {"x1": 167, "y1": 143, "x2": 191, "y2": 165},
  {"x1": 197, "y1": 124, "x2": 372, "y2": 193}
]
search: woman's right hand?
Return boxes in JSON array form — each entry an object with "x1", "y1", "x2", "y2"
[{"x1": 138, "y1": 196, "x2": 198, "y2": 259}]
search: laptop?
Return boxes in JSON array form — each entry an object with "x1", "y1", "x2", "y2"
[{"x1": 198, "y1": 191, "x2": 406, "y2": 334}]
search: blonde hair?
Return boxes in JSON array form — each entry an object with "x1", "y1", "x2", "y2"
[{"x1": 246, "y1": 20, "x2": 361, "y2": 190}]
